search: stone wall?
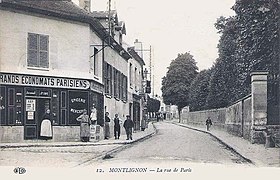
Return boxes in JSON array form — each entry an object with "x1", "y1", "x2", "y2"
[
  {"x1": 182, "y1": 72, "x2": 280, "y2": 144},
  {"x1": 243, "y1": 97, "x2": 252, "y2": 140},
  {"x1": 52, "y1": 126, "x2": 80, "y2": 142},
  {"x1": 182, "y1": 96, "x2": 252, "y2": 141},
  {"x1": 182, "y1": 108, "x2": 227, "y2": 130},
  {"x1": 0, "y1": 126, "x2": 24, "y2": 143}
]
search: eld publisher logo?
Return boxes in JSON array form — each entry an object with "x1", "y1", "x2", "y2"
[{"x1": 14, "y1": 167, "x2": 26, "y2": 174}]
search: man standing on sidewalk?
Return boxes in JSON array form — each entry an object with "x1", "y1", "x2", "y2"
[
  {"x1": 124, "y1": 115, "x2": 134, "y2": 140},
  {"x1": 206, "y1": 117, "x2": 212, "y2": 131},
  {"x1": 104, "y1": 112, "x2": 111, "y2": 140},
  {"x1": 113, "y1": 113, "x2": 122, "y2": 139}
]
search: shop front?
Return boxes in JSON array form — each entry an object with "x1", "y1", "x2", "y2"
[{"x1": 0, "y1": 72, "x2": 104, "y2": 142}]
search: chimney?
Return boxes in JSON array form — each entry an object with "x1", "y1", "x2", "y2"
[
  {"x1": 134, "y1": 39, "x2": 143, "y2": 59},
  {"x1": 79, "y1": 0, "x2": 91, "y2": 12}
]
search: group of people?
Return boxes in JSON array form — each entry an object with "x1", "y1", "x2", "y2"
[
  {"x1": 104, "y1": 112, "x2": 134, "y2": 140},
  {"x1": 76, "y1": 108, "x2": 135, "y2": 142}
]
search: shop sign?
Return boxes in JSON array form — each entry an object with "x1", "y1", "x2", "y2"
[
  {"x1": 0, "y1": 73, "x2": 90, "y2": 90},
  {"x1": 90, "y1": 82, "x2": 104, "y2": 94}
]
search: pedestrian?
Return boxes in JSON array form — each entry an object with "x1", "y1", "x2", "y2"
[
  {"x1": 90, "y1": 105, "x2": 97, "y2": 125},
  {"x1": 113, "y1": 113, "x2": 121, "y2": 139},
  {"x1": 206, "y1": 117, "x2": 212, "y2": 131},
  {"x1": 104, "y1": 112, "x2": 110, "y2": 139},
  {"x1": 76, "y1": 109, "x2": 91, "y2": 142},
  {"x1": 123, "y1": 115, "x2": 134, "y2": 140},
  {"x1": 40, "y1": 109, "x2": 53, "y2": 140}
]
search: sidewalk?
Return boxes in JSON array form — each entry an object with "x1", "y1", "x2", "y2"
[
  {"x1": 170, "y1": 120, "x2": 280, "y2": 167},
  {"x1": 0, "y1": 123, "x2": 156, "y2": 149}
]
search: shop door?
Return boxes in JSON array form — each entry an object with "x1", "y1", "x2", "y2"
[
  {"x1": 133, "y1": 102, "x2": 140, "y2": 130},
  {"x1": 24, "y1": 98, "x2": 50, "y2": 140}
]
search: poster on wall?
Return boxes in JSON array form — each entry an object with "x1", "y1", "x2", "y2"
[
  {"x1": 27, "y1": 111, "x2": 34, "y2": 120},
  {"x1": 26, "y1": 99, "x2": 36, "y2": 111}
]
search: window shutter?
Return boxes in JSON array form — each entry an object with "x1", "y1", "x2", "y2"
[
  {"x1": 39, "y1": 35, "x2": 49, "y2": 68},
  {"x1": 27, "y1": 33, "x2": 49, "y2": 68},
  {"x1": 27, "y1": 33, "x2": 38, "y2": 67}
]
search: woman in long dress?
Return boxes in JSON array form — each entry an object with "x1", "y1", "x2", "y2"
[
  {"x1": 76, "y1": 109, "x2": 91, "y2": 142},
  {"x1": 40, "y1": 109, "x2": 53, "y2": 140}
]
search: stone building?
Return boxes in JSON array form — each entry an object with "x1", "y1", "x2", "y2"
[
  {"x1": 127, "y1": 47, "x2": 145, "y2": 131},
  {"x1": 0, "y1": 0, "x2": 130, "y2": 142}
]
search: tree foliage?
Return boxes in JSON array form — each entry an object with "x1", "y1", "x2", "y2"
[
  {"x1": 188, "y1": 0, "x2": 279, "y2": 118},
  {"x1": 189, "y1": 69, "x2": 212, "y2": 111},
  {"x1": 206, "y1": 16, "x2": 240, "y2": 108},
  {"x1": 147, "y1": 96, "x2": 160, "y2": 113},
  {"x1": 161, "y1": 52, "x2": 198, "y2": 121}
]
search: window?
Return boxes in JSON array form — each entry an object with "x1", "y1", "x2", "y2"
[
  {"x1": 114, "y1": 68, "x2": 119, "y2": 98},
  {"x1": 119, "y1": 73, "x2": 122, "y2": 100},
  {"x1": 123, "y1": 76, "x2": 128, "y2": 101},
  {"x1": 104, "y1": 63, "x2": 112, "y2": 95},
  {"x1": 27, "y1": 33, "x2": 49, "y2": 68}
]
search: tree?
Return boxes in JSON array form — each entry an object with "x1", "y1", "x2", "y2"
[
  {"x1": 233, "y1": 0, "x2": 280, "y2": 124},
  {"x1": 189, "y1": 69, "x2": 212, "y2": 111},
  {"x1": 161, "y1": 52, "x2": 198, "y2": 122},
  {"x1": 206, "y1": 16, "x2": 240, "y2": 109},
  {"x1": 147, "y1": 96, "x2": 160, "y2": 115}
]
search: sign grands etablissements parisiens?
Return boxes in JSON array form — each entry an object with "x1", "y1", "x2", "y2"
[{"x1": 0, "y1": 73, "x2": 90, "y2": 89}]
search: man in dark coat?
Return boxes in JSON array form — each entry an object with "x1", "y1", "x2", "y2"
[
  {"x1": 123, "y1": 115, "x2": 134, "y2": 140},
  {"x1": 113, "y1": 113, "x2": 121, "y2": 139},
  {"x1": 206, "y1": 117, "x2": 212, "y2": 131},
  {"x1": 104, "y1": 112, "x2": 110, "y2": 140}
]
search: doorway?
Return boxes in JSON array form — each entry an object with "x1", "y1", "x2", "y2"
[{"x1": 24, "y1": 98, "x2": 50, "y2": 140}]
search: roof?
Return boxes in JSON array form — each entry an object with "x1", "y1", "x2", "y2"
[
  {"x1": 0, "y1": 0, "x2": 131, "y2": 60},
  {"x1": 91, "y1": 10, "x2": 117, "y2": 19},
  {"x1": 127, "y1": 47, "x2": 145, "y2": 66}
]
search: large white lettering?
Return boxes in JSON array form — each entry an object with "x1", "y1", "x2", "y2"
[{"x1": 0, "y1": 73, "x2": 90, "y2": 90}]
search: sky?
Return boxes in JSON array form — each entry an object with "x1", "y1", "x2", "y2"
[{"x1": 73, "y1": 0, "x2": 236, "y2": 96}]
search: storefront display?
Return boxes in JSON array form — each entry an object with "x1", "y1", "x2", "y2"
[{"x1": 0, "y1": 72, "x2": 104, "y2": 142}]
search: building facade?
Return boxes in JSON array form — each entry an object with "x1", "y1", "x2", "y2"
[
  {"x1": 0, "y1": 0, "x2": 108, "y2": 142},
  {"x1": 127, "y1": 47, "x2": 145, "y2": 131}
]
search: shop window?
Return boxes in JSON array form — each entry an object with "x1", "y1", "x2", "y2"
[
  {"x1": 5, "y1": 88, "x2": 23, "y2": 126},
  {"x1": 15, "y1": 89, "x2": 23, "y2": 125},
  {"x1": 68, "y1": 91, "x2": 88, "y2": 125},
  {"x1": 8, "y1": 107, "x2": 15, "y2": 125},
  {"x1": 60, "y1": 91, "x2": 67, "y2": 125},
  {"x1": 8, "y1": 88, "x2": 15, "y2": 106},
  {"x1": 27, "y1": 33, "x2": 49, "y2": 68},
  {"x1": 61, "y1": 109, "x2": 67, "y2": 125},
  {"x1": 52, "y1": 90, "x2": 59, "y2": 125},
  {"x1": 61, "y1": 91, "x2": 66, "y2": 108}
]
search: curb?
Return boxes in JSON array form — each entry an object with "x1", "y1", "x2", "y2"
[
  {"x1": 75, "y1": 123, "x2": 157, "y2": 166},
  {"x1": 0, "y1": 123, "x2": 157, "y2": 149},
  {"x1": 170, "y1": 121, "x2": 255, "y2": 165}
]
